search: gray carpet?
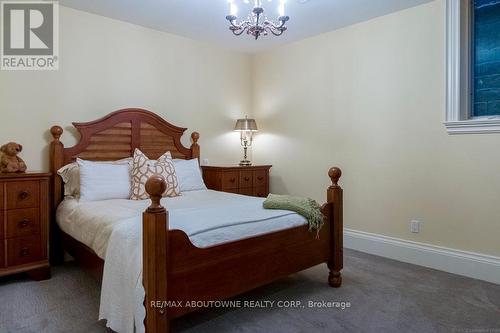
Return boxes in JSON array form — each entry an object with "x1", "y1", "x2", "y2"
[{"x1": 1, "y1": 249, "x2": 499, "y2": 333}]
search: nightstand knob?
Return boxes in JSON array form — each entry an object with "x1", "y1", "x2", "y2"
[
  {"x1": 18, "y1": 219, "x2": 29, "y2": 228},
  {"x1": 257, "y1": 176, "x2": 264, "y2": 181},
  {"x1": 19, "y1": 191, "x2": 29, "y2": 200},
  {"x1": 20, "y1": 247, "x2": 30, "y2": 257},
  {"x1": 229, "y1": 178, "x2": 236, "y2": 183},
  {"x1": 244, "y1": 177, "x2": 250, "y2": 181}
]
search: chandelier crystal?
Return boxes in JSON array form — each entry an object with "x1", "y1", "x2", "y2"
[{"x1": 226, "y1": 0, "x2": 290, "y2": 40}]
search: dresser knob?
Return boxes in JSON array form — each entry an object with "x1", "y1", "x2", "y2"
[
  {"x1": 19, "y1": 191, "x2": 29, "y2": 200},
  {"x1": 18, "y1": 219, "x2": 29, "y2": 228},
  {"x1": 229, "y1": 178, "x2": 236, "y2": 183},
  {"x1": 244, "y1": 177, "x2": 250, "y2": 181},
  {"x1": 20, "y1": 247, "x2": 30, "y2": 257},
  {"x1": 257, "y1": 176, "x2": 264, "y2": 181}
]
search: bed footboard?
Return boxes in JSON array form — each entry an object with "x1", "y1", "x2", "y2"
[{"x1": 142, "y1": 167, "x2": 343, "y2": 333}]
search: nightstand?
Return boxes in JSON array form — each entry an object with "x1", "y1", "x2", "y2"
[
  {"x1": 0, "y1": 172, "x2": 51, "y2": 281},
  {"x1": 201, "y1": 165, "x2": 272, "y2": 197}
]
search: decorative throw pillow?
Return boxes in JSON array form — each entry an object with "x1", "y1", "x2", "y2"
[{"x1": 130, "y1": 149, "x2": 180, "y2": 200}]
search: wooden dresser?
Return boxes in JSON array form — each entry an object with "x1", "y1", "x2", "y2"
[
  {"x1": 201, "y1": 165, "x2": 271, "y2": 197},
  {"x1": 0, "y1": 172, "x2": 51, "y2": 280}
]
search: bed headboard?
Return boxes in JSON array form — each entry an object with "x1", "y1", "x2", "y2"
[{"x1": 49, "y1": 108, "x2": 200, "y2": 210}]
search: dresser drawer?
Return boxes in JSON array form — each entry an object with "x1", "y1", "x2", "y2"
[
  {"x1": 239, "y1": 171, "x2": 253, "y2": 188},
  {"x1": 7, "y1": 235, "x2": 42, "y2": 266},
  {"x1": 221, "y1": 172, "x2": 239, "y2": 190},
  {"x1": 6, "y1": 181, "x2": 40, "y2": 210},
  {"x1": 253, "y1": 170, "x2": 267, "y2": 187},
  {"x1": 6, "y1": 208, "x2": 40, "y2": 238}
]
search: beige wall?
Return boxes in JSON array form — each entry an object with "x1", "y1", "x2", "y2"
[
  {"x1": 253, "y1": 0, "x2": 500, "y2": 257},
  {"x1": 0, "y1": 6, "x2": 252, "y2": 171}
]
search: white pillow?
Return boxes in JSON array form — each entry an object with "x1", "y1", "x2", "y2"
[
  {"x1": 58, "y1": 158, "x2": 132, "y2": 199},
  {"x1": 173, "y1": 159, "x2": 207, "y2": 192},
  {"x1": 77, "y1": 158, "x2": 132, "y2": 201}
]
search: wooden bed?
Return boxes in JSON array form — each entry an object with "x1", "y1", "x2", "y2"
[{"x1": 49, "y1": 108, "x2": 343, "y2": 333}]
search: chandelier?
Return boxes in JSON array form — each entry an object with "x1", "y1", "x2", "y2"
[{"x1": 226, "y1": 0, "x2": 290, "y2": 40}]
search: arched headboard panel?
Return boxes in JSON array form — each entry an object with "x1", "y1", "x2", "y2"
[{"x1": 49, "y1": 108, "x2": 200, "y2": 210}]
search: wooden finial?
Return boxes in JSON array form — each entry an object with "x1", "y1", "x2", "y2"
[
  {"x1": 51, "y1": 126, "x2": 63, "y2": 140},
  {"x1": 328, "y1": 167, "x2": 342, "y2": 187},
  {"x1": 191, "y1": 131, "x2": 200, "y2": 144},
  {"x1": 145, "y1": 175, "x2": 167, "y2": 213},
  {"x1": 190, "y1": 132, "x2": 200, "y2": 162}
]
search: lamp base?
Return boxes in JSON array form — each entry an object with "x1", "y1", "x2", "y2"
[{"x1": 239, "y1": 160, "x2": 252, "y2": 166}]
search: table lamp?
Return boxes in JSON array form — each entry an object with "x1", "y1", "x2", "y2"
[{"x1": 234, "y1": 116, "x2": 258, "y2": 166}]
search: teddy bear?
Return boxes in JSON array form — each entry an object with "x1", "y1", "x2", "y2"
[{"x1": 0, "y1": 142, "x2": 27, "y2": 173}]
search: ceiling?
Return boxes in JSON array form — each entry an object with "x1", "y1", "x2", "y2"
[{"x1": 60, "y1": 0, "x2": 433, "y2": 53}]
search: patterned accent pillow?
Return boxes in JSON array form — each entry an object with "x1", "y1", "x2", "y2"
[{"x1": 130, "y1": 149, "x2": 180, "y2": 200}]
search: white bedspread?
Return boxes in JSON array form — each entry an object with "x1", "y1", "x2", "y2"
[{"x1": 56, "y1": 190, "x2": 307, "y2": 333}]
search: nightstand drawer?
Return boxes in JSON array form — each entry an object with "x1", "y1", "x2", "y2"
[
  {"x1": 222, "y1": 172, "x2": 240, "y2": 189},
  {"x1": 239, "y1": 188, "x2": 254, "y2": 196},
  {"x1": 253, "y1": 186, "x2": 268, "y2": 198},
  {"x1": 0, "y1": 213, "x2": 3, "y2": 239},
  {"x1": 201, "y1": 165, "x2": 271, "y2": 198},
  {"x1": 7, "y1": 235, "x2": 42, "y2": 266},
  {"x1": 0, "y1": 183, "x2": 3, "y2": 211},
  {"x1": 239, "y1": 171, "x2": 253, "y2": 188},
  {"x1": 6, "y1": 208, "x2": 40, "y2": 238},
  {"x1": 0, "y1": 241, "x2": 4, "y2": 268},
  {"x1": 6, "y1": 181, "x2": 40, "y2": 210},
  {"x1": 253, "y1": 170, "x2": 267, "y2": 187}
]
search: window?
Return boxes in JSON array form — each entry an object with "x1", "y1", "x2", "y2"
[
  {"x1": 473, "y1": 0, "x2": 500, "y2": 118},
  {"x1": 445, "y1": 0, "x2": 500, "y2": 134}
]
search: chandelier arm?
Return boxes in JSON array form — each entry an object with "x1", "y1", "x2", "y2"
[
  {"x1": 265, "y1": 26, "x2": 285, "y2": 36},
  {"x1": 230, "y1": 20, "x2": 251, "y2": 33},
  {"x1": 264, "y1": 20, "x2": 286, "y2": 30},
  {"x1": 232, "y1": 26, "x2": 249, "y2": 36},
  {"x1": 229, "y1": 20, "x2": 241, "y2": 28}
]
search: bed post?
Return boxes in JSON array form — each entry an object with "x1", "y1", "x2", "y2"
[
  {"x1": 327, "y1": 167, "x2": 343, "y2": 288},
  {"x1": 143, "y1": 176, "x2": 169, "y2": 333},
  {"x1": 50, "y1": 126, "x2": 65, "y2": 264},
  {"x1": 191, "y1": 132, "x2": 200, "y2": 162}
]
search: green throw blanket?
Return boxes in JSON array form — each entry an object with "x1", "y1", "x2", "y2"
[{"x1": 263, "y1": 194, "x2": 324, "y2": 235}]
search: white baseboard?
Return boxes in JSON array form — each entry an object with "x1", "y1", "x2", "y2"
[{"x1": 344, "y1": 228, "x2": 500, "y2": 285}]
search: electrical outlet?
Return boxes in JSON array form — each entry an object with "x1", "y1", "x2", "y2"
[
  {"x1": 410, "y1": 219, "x2": 422, "y2": 233},
  {"x1": 202, "y1": 159, "x2": 209, "y2": 165}
]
